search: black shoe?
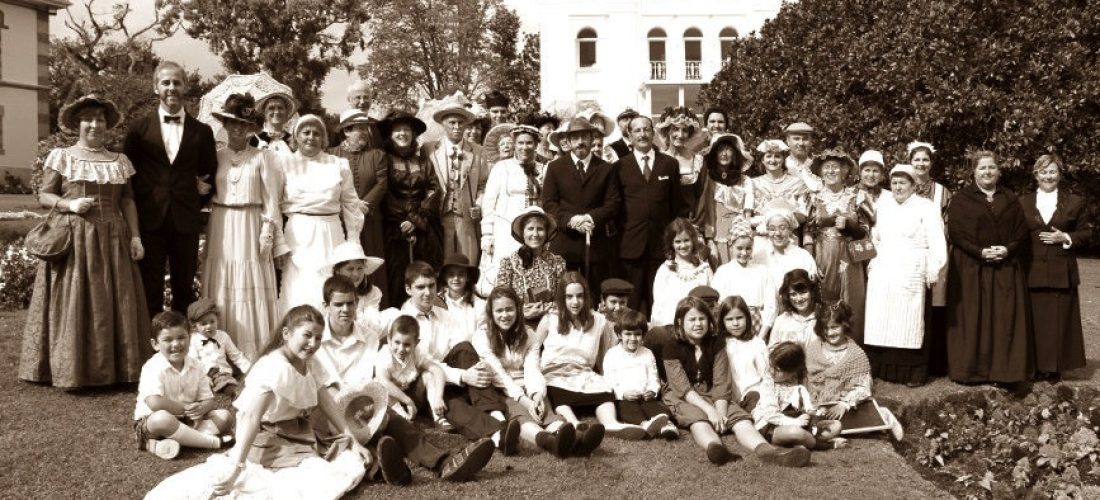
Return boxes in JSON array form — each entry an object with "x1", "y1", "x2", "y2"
[
  {"x1": 536, "y1": 423, "x2": 575, "y2": 459},
  {"x1": 571, "y1": 422, "x2": 604, "y2": 457},
  {"x1": 440, "y1": 438, "x2": 495, "y2": 482},
  {"x1": 499, "y1": 417, "x2": 522, "y2": 456},
  {"x1": 706, "y1": 442, "x2": 740, "y2": 465},
  {"x1": 377, "y1": 436, "x2": 413, "y2": 486},
  {"x1": 755, "y1": 443, "x2": 811, "y2": 467}
]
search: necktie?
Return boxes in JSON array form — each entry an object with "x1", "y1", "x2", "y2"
[
  {"x1": 642, "y1": 155, "x2": 651, "y2": 182},
  {"x1": 576, "y1": 160, "x2": 585, "y2": 175},
  {"x1": 163, "y1": 115, "x2": 181, "y2": 124}
]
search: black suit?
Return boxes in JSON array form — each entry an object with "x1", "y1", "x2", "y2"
[
  {"x1": 615, "y1": 150, "x2": 682, "y2": 312},
  {"x1": 541, "y1": 154, "x2": 620, "y2": 288},
  {"x1": 609, "y1": 138, "x2": 631, "y2": 159},
  {"x1": 124, "y1": 111, "x2": 217, "y2": 316}
]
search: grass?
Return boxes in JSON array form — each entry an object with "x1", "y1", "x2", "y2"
[
  {"x1": 0, "y1": 194, "x2": 44, "y2": 244},
  {"x1": 2, "y1": 260, "x2": 1098, "y2": 499}
]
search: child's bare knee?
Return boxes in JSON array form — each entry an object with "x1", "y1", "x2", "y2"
[{"x1": 145, "y1": 410, "x2": 180, "y2": 436}]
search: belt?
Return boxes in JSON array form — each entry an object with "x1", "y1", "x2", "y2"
[
  {"x1": 212, "y1": 202, "x2": 263, "y2": 209},
  {"x1": 290, "y1": 212, "x2": 339, "y2": 217}
]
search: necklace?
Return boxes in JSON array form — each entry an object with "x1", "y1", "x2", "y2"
[
  {"x1": 227, "y1": 148, "x2": 248, "y2": 184},
  {"x1": 77, "y1": 144, "x2": 106, "y2": 153}
]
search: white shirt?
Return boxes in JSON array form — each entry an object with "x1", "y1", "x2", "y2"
[
  {"x1": 570, "y1": 152, "x2": 595, "y2": 173},
  {"x1": 188, "y1": 330, "x2": 252, "y2": 377},
  {"x1": 158, "y1": 106, "x2": 185, "y2": 163},
  {"x1": 602, "y1": 344, "x2": 661, "y2": 399},
  {"x1": 1035, "y1": 189, "x2": 1073, "y2": 249},
  {"x1": 632, "y1": 148, "x2": 654, "y2": 176},
  {"x1": 379, "y1": 301, "x2": 469, "y2": 384},
  {"x1": 134, "y1": 353, "x2": 212, "y2": 420},
  {"x1": 311, "y1": 321, "x2": 380, "y2": 390}
]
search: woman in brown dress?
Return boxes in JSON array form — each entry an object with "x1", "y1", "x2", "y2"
[
  {"x1": 1020, "y1": 154, "x2": 1089, "y2": 380},
  {"x1": 945, "y1": 150, "x2": 1031, "y2": 385},
  {"x1": 20, "y1": 94, "x2": 151, "y2": 388}
]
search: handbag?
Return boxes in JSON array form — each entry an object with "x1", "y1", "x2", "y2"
[
  {"x1": 847, "y1": 237, "x2": 877, "y2": 263},
  {"x1": 25, "y1": 201, "x2": 72, "y2": 262}
]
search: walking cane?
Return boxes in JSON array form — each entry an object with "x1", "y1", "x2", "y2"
[
  {"x1": 584, "y1": 229, "x2": 592, "y2": 284},
  {"x1": 406, "y1": 236, "x2": 415, "y2": 264}
]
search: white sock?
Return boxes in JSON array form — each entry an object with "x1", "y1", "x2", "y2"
[
  {"x1": 491, "y1": 431, "x2": 501, "y2": 446},
  {"x1": 169, "y1": 423, "x2": 220, "y2": 449},
  {"x1": 490, "y1": 411, "x2": 505, "y2": 422}
]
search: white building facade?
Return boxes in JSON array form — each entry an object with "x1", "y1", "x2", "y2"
[{"x1": 538, "y1": 0, "x2": 782, "y2": 117}]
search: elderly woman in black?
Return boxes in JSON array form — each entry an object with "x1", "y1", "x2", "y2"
[
  {"x1": 379, "y1": 111, "x2": 443, "y2": 303},
  {"x1": 946, "y1": 151, "x2": 1031, "y2": 385},
  {"x1": 1020, "y1": 154, "x2": 1090, "y2": 380}
]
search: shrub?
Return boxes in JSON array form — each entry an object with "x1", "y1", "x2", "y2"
[
  {"x1": 0, "y1": 239, "x2": 38, "y2": 310},
  {"x1": 0, "y1": 220, "x2": 40, "y2": 245},
  {"x1": 700, "y1": 0, "x2": 1100, "y2": 246}
]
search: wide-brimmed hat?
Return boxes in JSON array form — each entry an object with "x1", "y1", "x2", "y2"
[
  {"x1": 709, "y1": 133, "x2": 753, "y2": 172},
  {"x1": 576, "y1": 109, "x2": 614, "y2": 138},
  {"x1": 528, "y1": 111, "x2": 561, "y2": 130},
  {"x1": 379, "y1": 111, "x2": 427, "y2": 138},
  {"x1": 858, "y1": 150, "x2": 885, "y2": 168},
  {"x1": 783, "y1": 122, "x2": 816, "y2": 136},
  {"x1": 655, "y1": 111, "x2": 702, "y2": 141},
  {"x1": 756, "y1": 139, "x2": 790, "y2": 154},
  {"x1": 548, "y1": 118, "x2": 602, "y2": 149},
  {"x1": 328, "y1": 241, "x2": 384, "y2": 276},
  {"x1": 433, "y1": 103, "x2": 475, "y2": 124},
  {"x1": 484, "y1": 123, "x2": 517, "y2": 152},
  {"x1": 255, "y1": 92, "x2": 298, "y2": 117},
  {"x1": 810, "y1": 148, "x2": 856, "y2": 177},
  {"x1": 58, "y1": 93, "x2": 124, "y2": 133},
  {"x1": 336, "y1": 109, "x2": 374, "y2": 131},
  {"x1": 889, "y1": 163, "x2": 917, "y2": 182},
  {"x1": 211, "y1": 93, "x2": 259, "y2": 125},
  {"x1": 438, "y1": 254, "x2": 480, "y2": 289},
  {"x1": 511, "y1": 205, "x2": 558, "y2": 244},
  {"x1": 335, "y1": 381, "x2": 390, "y2": 445}
]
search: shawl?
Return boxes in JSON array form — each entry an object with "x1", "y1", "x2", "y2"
[
  {"x1": 805, "y1": 337, "x2": 870, "y2": 403},
  {"x1": 664, "y1": 334, "x2": 725, "y2": 390}
]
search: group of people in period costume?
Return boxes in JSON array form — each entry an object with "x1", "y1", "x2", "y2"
[{"x1": 16, "y1": 59, "x2": 1091, "y2": 498}]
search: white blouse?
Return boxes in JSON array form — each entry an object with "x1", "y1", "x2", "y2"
[
  {"x1": 768, "y1": 311, "x2": 815, "y2": 348},
  {"x1": 650, "y1": 259, "x2": 713, "y2": 326},
  {"x1": 471, "y1": 325, "x2": 546, "y2": 399},
  {"x1": 711, "y1": 260, "x2": 778, "y2": 329},
  {"x1": 236, "y1": 353, "x2": 319, "y2": 423},
  {"x1": 275, "y1": 151, "x2": 364, "y2": 242}
]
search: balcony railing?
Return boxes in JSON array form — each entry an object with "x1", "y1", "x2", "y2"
[
  {"x1": 686, "y1": 61, "x2": 701, "y2": 80},
  {"x1": 650, "y1": 61, "x2": 666, "y2": 80}
]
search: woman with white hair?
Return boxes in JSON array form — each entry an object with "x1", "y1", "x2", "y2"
[
  {"x1": 752, "y1": 198, "x2": 818, "y2": 287},
  {"x1": 863, "y1": 164, "x2": 946, "y2": 387},
  {"x1": 273, "y1": 114, "x2": 364, "y2": 310}
]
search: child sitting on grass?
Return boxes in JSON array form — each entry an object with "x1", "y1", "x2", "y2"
[
  {"x1": 806, "y1": 301, "x2": 904, "y2": 441},
  {"x1": 718, "y1": 296, "x2": 767, "y2": 411},
  {"x1": 602, "y1": 308, "x2": 679, "y2": 440},
  {"x1": 186, "y1": 298, "x2": 252, "y2": 398},
  {"x1": 768, "y1": 269, "x2": 820, "y2": 347},
  {"x1": 753, "y1": 341, "x2": 845, "y2": 450},
  {"x1": 375, "y1": 315, "x2": 451, "y2": 430},
  {"x1": 134, "y1": 311, "x2": 234, "y2": 460}
]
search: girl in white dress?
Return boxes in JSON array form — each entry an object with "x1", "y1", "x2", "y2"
[
  {"x1": 328, "y1": 241, "x2": 385, "y2": 334},
  {"x1": 718, "y1": 296, "x2": 768, "y2": 410},
  {"x1": 274, "y1": 115, "x2": 364, "y2": 311},
  {"x1": 146, "y1": 306, "x2": 369, "y2": 500},
  {"x1": 650, "y1": 218, "x2": 714, "y2": 326},
  {"x1": 711, "y1": 221, "x2": 777, "y2": 338}
]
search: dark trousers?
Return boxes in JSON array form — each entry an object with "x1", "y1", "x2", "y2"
[
  {"x1": 615, "y1": 399, "x2": 671, "y2": 425},
  {"x1": 139, "y1": 210, "x2": 199, "y2": 316},
  {"x1": 416, "y1": 342, "x2": 504, "y2": 441},
  {"x1": 377, "y1": 409, "x2": 449, "y2": 470},
  {"x1": 621, "y1": 256, "x2": 661, "y2": 315}
]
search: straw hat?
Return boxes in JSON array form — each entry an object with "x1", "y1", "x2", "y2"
[
  {"x1": 255, "y1": 92, "x2": 299, "y2": 117},
  {"x1": 58, "y1": 93, "x2": 124, "y2": 133},
  {"x1": 484, "y1": 123, "x2": 517, "y2": 152},
  {"x1": 328, "y1": 241, "x2": 384, "y2": 276},
  {"x1": 548, "y1": 118, "x2": 602, "y2": 150},
  {"x1": 783, "y1": 122, "x2": 816, "y2": 136},
  {"x1": 576, "y1": 108, "x2": 614, "y2": 138},
  {"x1": 810, "y1": 148, "x2": 856, "y2": 177},
  {"x1": 510, "y1": 124, "x2": 541, "y2": 141},
  {"x1": 334, "y1": 382, "x2": 390, "y2": 445},
  {"x1": 335, "y1": 109, "x2": 374, "y2": 132},
  {"x1": 511, "y1": 205, "x2": 558, "y2": 244},
  {"x1": 432, "y1": 101, "x2": 475, "y2": 124}
]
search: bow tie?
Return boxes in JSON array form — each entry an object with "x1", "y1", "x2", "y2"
[
  {"x1": 257, "y1": 131, "x2": 286, "y2": 143},
  {"x1": 417, "y1": 311, "x2": 435, "y2": 321},
  {"x1": 163, "y1": 115, "x2": 181, "y2": 124},
  {"x1": 200, "y1": 337, "x2": 220, "y2": 348}
]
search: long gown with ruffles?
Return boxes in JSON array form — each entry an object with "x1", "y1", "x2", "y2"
[
  {"x1": 201, "y1": 146, "x2": 281, "y2": 360},
  {"x1": 805, "y1": 186, "x2": 868, "y2": 343},
  {"x1": 19, "y1": 147, "x2": 151, "y2": 387}
]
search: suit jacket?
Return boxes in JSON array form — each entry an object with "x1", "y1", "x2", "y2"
[
  {"x1": 609, "y1": 138, "x2": 631, "y2": 159},
  {"x1": 1020, "y1": 190, "x2": 1091, "y2": 289},
  {"x1": 420, "y1": 139, "x2": 488, "y2": 219},
  {"x1": 541, "y1": 154, "x2": 621, "y2": 263},
  {"x1": 615, "y1": 150, "x2": 682, "y2": 261},
  {"x1": 124, "y1": 112, "x2": 217, "y2": 233}
]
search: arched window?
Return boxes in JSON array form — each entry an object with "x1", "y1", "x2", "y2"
[
  {"x1": 719, "y1": 27, "x2": 738, "y2": 66},
  {"x1": 648, "y1": 28, "x2": 667, "y2": 80},
  {"x1": 683, "y1": 27, "x2": 702, "y2": 80},
  {"x1": 577, "y1": 27, "x2": 597, "y2": 68}
]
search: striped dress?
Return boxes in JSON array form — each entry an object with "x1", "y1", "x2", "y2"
[{"x1": 863, "y1": 195, "x2": 946, "y2": 349}]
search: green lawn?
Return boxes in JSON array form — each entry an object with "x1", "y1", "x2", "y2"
[{"x1": 2, "y1": 260, "x2": 1098, "y2": 499}]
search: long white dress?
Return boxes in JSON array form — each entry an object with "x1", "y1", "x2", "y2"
[
  {"x1": 649, "y1": 259, "x2": 713, "y2": 326},
  {"x1": 202, "y1": 147, "x2": 281, "y2": 360},
  {"x1": 274, "y1": 151, "x2": 364, "y2": 311},
  {"x1": 863, "y1": 195, "x2": 946, "y2": 349},
  {"x1": 477, "y1": 158, "x2": 545, "y2": 295}
]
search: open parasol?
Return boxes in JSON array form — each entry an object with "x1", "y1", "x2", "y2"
[{"x1": 198, "y1": 73, "x2": 296, "y2": 148}]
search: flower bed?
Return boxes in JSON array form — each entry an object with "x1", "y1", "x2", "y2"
[
  {"x1": 894, "y1": 384, "x2": 1100, "y2": 499},
  {"x1": 0, "y1": 238, "x2": 37, "y2": 310}
]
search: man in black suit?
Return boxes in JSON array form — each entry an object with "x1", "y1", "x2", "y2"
[
  {"x1": 607, "y1": 108, "x2": 638, "y2": 159},
  {"x1": 542, "y1": 117, "x2": 621, "y2": 290},
  {"x1": 615, "y1": 115, "x2": 682, "y2": 313},
  {"x1": 124, "y1": 61, "x2": 217, "y2": 316}
]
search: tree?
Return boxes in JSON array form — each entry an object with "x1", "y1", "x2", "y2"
[
  {"x1": 358, "y1": 0, "x2": 508, "y2": 107},
  {"x1": 162, "y1": 0, "x2": 371, "y2": 114},
  {"x1": 483, "y1": 7, "x2": 540, "y2": 114},
  {"x1": 699, "y1": 0, "x2": 1100, "y2": 238}
]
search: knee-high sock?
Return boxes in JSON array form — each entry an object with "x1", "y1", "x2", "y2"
[{"x1": 169, "y1": 423, "x2": 220, "y2": 449}]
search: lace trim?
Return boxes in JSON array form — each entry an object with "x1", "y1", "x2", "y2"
[{"x1": 45, "y1": 148, "x2": 135, "y2": 185}]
